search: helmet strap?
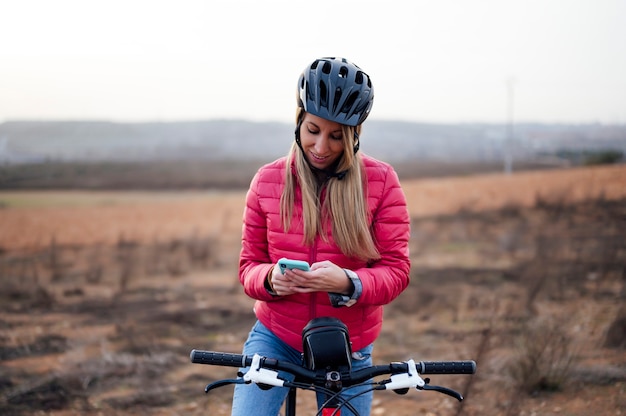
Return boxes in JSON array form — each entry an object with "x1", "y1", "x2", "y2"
[{"x1": 353, "y1": 132, "x2": 360, "y2": 154}]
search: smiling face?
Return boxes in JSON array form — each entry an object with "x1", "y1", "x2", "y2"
[{"x1": 298, "y1": 113, "x2": 345, "y2": 171}]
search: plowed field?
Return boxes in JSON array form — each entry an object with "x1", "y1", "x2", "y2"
[{"x1": 1, "y1": 164, "x2": 625, "y2": 415}]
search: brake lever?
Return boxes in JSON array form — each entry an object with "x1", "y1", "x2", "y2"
[
  {"x1": 205, "y1": 378, "x2": 244, "y2": 393},
  {"x1": 417, "y1": 384, "x2": 464, "y2": 401}
]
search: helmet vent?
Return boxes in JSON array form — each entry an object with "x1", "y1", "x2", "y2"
[
  {"x1": 355, "y1": 71, "x2": 364, "y2": 85},
  {"x1": 319, "y1": 80, "x2": 328, "y2": 107},
  {"x1": 344, "y1": 91, "x2": 358, "y2": 111},
  {"x1": 322, "y1": 61, "x2": 332, "y2": 74},
  {"x1": 339, "y1": 66, "x2": 348, "y2": 78},
  {"x1": 333, "y1": 87, "x2": 342, "y2": 111}
]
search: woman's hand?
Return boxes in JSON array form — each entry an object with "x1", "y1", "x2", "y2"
[
  {"x1": 271, "y1": 260, "x2": 351, "y2": 295},
  {"x1": 268, "y1": 264, "x2": 298, "y2": 296}
]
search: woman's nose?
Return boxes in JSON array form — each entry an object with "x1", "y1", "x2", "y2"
[{"x1": 314, "y1": 135, "x2": 330, "y2": 153}]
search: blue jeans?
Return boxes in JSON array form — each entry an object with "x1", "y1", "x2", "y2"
[{"x1": 231, "y1": 320, "x2": 374, "y2": 416}]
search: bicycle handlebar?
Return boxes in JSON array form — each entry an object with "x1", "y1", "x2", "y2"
[
  {"x1": 191, "y1": 351, "x2": 247, "y2": 367},
  {"x1": 190, "y1": 349, "x2": 476, "y2": 388}
]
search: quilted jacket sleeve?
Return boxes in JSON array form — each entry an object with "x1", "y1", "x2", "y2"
[
  {"x1": 356, "y1": 163, "x2": 411, "y2": 306},
  {"x1": 238, "y1": 169, "x2": 276, "y2": 301}
]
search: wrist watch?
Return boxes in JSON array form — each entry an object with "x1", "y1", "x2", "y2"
[{"x1": 328, "y1": 269, "x2": 362, "y2": 307}]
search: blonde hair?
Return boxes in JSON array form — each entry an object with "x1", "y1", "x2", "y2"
[{"x1": 280, "y1": 109, "x2": 380, "y2": 261}]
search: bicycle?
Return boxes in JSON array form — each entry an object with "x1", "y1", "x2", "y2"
[{"x1": 190, "y1": 317, "x2": 476, "y2": 416}]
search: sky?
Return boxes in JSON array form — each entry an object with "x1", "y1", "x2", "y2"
[{"x1": 1, "y1": 0, "x2": 625, "y2": 125}]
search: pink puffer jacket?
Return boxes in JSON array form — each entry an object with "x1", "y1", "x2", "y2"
[{"x1": 239, "y1": 153, "x2": 411, "y2": 352}]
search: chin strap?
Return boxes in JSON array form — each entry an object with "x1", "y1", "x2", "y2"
[{"x1": 328, "y1": 170, "x2": 347, "y2": 180}]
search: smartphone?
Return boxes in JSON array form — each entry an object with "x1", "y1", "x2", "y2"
[{"x1": 278, "y1": 258, "x2": 310, "y2": 274}]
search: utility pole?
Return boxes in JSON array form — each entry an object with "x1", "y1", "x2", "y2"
[{"x1": 504, "y1": 77, "x2": 516, "y2": 175}]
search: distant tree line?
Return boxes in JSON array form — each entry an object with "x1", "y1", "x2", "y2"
[{"x1": 555, "y1": 149, "x2": 624, "y2": 166}]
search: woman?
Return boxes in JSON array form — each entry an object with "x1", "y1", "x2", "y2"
[{"x1": 232, "y1": 57, "x2": 411, "y2": 416}]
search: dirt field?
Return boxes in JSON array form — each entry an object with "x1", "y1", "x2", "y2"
[{"x1": 1, "y1": 164, "x2": 625, "y2": 415}]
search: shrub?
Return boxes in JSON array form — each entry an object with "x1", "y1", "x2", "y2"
[{"x1": 507, "y1": 316, "x2": 577, "y2": 394}]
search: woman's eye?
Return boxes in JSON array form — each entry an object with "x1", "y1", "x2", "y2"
[{"x1": 306, "y1": 128, "x2": 341, "y2": 141}]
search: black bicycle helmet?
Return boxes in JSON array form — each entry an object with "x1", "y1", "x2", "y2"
[{"x1": 297, "y1": 57, "x2": 374, "y2": 127}]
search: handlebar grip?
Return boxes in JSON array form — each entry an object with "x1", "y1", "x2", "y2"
[
  {"x1": 419, "y1": 361, "x2": 476, "y2": 375},
  {"x1": 190, "y1": 350, "x2": 247, "y2": 368}
]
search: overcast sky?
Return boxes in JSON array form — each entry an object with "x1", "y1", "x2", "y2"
[{"x1": 1, "y1": 0, "x2": 624, "y2": 124}]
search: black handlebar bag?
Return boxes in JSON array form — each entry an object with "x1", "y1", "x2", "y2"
[{"x1": 302, "y1": 317, "x2": 352, "y2": 371}]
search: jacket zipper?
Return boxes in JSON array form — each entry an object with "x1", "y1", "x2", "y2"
[
  {"x1": 309, "y1": 180, "x2": 327, "y2": 320},
  {"x1": 309, "y1": 237, "x2": 318, "y2": 320}
]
